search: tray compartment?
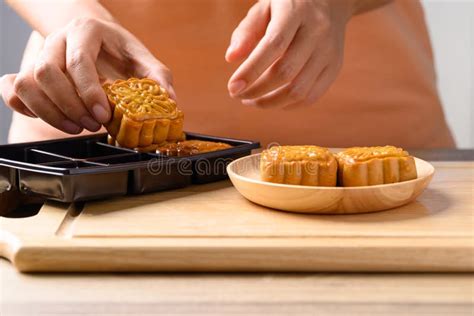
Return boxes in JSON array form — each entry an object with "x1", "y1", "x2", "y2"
[
  {"x1": 131, "y1": 155, "x2": 192, "y2": 194},
  {"x1": 19, "y1": 166, "x2": 128, "y2": 203},
  {"x1": 39, "y1": 161, "x2": 109, "y2": 168},
  {"x1": 87, "y1": 153, "x2": 191, "y2": 194},
  {"x1": 1, "y1": 151, "x2": 21, "y2": 211},
  {"x1": 28, "y1": 139, "x2": 133, "y2": 159},
  {"x1": 186, "y1": 134, "x2": 259, "y2": 183},
  {"x1": 148, "y1": 132, "x2": 260, "y2": 184},
  {"x1": 87, "y1": 153, "x2": 142, "y2": 165},
  {"x1": 0, "y1": 165, "x2": 16, "y2": 193},
  {"x1": 0, "y1": 132, "x2": 259, "y2": 202},
  {"x1": 190, "y1": 151, "x2": 249, "y2": 184},
  {"x1": 0, "y1": 145, "x2": 28, "y2": 162},
  {"x1": 26, "y1": 149, "x2": 74, "y2": 164}
]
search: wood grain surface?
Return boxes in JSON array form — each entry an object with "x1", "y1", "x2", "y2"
[
  {"x1": 0, "y1": 162, "x2": 473, "y2": 272},
  {"x1": 227, "y1": 155, "x2": 434, "y2": 214},
  {"x1": 1, "y1": 259, "x2": 472, "y2": 315}
]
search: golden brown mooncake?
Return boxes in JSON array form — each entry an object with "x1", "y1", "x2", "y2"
[
  {"x1": 103, "y1": 78, "x2": 185, "y2": 152},
  {"x1": 336, "y1": 146, "x2": 417, "y2": 187},
  {"x1": 260, "y1": 146, "x2": 337, "y2": 186},
  {"x1": 156, "y1": 140, "x2": 232, "y2": 157}
]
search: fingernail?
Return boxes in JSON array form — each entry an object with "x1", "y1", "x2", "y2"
[
  {"x1": 92, "y1": 104, "x2": 110, "y2": 123},
  {"x1": 62, "y1": 120, "x2": 82, "y2": 134},
  {"x1": 229, "y1": 79, "x2": 247, "y2": 95},
  {"x1": 80, "y1": 116, "x2": 101, "y2": 132},
  {"x1": 167, "y1": 86, "x2": 177, "y2": 101},
  {"x1": 23, "y1": 108, "x2": 37, "y2": 118},
  {"x1": 226, "y1": 40, "x2": 238, "y2": 58},
  {"x1": 242, "y1": 99, "x2": 257, "y2": 107}
]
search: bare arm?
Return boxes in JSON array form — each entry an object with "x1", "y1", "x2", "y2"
[
  {"x1": 351, "y1": 0, "x2": 393, "y2": 15},
  {"x1": 226, "y1": 0, "x2": 394, "y2": 108},
  {"x1": 2, "y1": 0, "x2": 175, "y2": 135},
  {"x1": 6, "y1": 0, "x2": 114, "y2": 36}
]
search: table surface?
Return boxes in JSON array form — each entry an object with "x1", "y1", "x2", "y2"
[{"x1": 1, "y1": 149, "x2": 473, "y2": 315}]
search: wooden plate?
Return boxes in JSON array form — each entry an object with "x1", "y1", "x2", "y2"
[{"x1": 227, "y1": 154, "x2": 435, "y2": 214}]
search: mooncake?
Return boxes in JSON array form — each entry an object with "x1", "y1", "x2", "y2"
[
  {"x1": 103, "y1": 78, "x2": 184, "y2": 152},
  {"x1": 156, "y1": 140, "x2": 232, "y2": 157},
  {"x1": 260, "y1": 146, "x2": 337, "y2": 186},
  {"x1": 336, "y1": 146, "x2": 417, "y2": 187}
]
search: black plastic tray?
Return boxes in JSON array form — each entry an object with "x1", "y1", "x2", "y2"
[{"x1": 0, "y1": 133, "x2": 260, "y2": 202}]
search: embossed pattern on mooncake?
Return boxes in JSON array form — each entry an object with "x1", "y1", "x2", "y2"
[
  {"x1": 104, "y1": 78, "x2": 184, "y2": 151},
  {"x1": 260, "y1": 146, "x2": 337, "y2": 186},
  {"x1": 336, "y1": 146, "x2": 417, "y2": 186}
]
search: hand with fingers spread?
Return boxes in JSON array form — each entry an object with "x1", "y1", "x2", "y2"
[
  {"x1": 226, "y1": 0, "x2": 356, "y2": 109},
  {"x1": 0, "y1": 17, "x2": 175, "y2": 135}
]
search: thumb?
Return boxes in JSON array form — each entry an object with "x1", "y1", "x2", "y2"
[
  {"x1": 141, "y1": 62, "x2": 177, "y2": 101},
  {"x1": 225, "y1": 1, "x2": 270, "y2": 63},
  {"x1": 129, "y1": 45, "x2": 177, "y2": 101},
  {"x1": 146, "y1": 65, "x2": 177, "y2": 101}
]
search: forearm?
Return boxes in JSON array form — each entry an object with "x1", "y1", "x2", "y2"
[
  {"x1": 19, "y1": 31, "x2": 44, "y2": 71},
  {"x1": 329, "y1": 0, "x2": 392, "y2": 26},
  {"x1": 6, "y1": 0, "x2": 115, "y2": 36},
  {"x1": 351, "y1": 0, "x2": 393, "y2": 15}
]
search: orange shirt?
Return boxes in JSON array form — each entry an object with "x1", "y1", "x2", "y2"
[{"x1": 9, "y1": 0, "x2": 455, "y2": 148}]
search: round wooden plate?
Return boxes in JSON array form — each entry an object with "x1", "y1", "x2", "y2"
[{"x1": 227, "y1": 154, "x2": 435, "y2": 214}]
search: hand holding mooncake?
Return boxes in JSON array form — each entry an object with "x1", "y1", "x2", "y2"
[{"x1": 103, "y1": 78, "x2": 184, "y2": 152}]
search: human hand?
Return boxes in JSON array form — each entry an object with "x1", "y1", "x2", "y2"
[
  {"x1": 226, "y1": 0, "x2": 353, "y2": 108},
  {"x1": 0, "y1": 18, "x2": 175, "y2": 134}
]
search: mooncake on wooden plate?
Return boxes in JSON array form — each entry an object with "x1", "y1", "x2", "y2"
[
  {"x1": 260, "y1": 146, "x2": 337, "y2": 187},
  {"x1": 336, "y1": 146, "x2": 417, "y2": 187}
]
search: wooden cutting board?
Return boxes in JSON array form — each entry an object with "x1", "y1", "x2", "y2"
[{"x1": 1, "y1": 161, "x2": 473, "y2": 272}]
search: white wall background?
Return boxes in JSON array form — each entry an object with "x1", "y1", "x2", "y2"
[
  {"x1": 0, "y1": 0, "x2": 473, "y2": 147},
  {"x1": 422, "y1": 0, "x2": 474, "y2": 148},
  {"x1": 0, "y1": 1, "x2": 30, "y2": 145}
]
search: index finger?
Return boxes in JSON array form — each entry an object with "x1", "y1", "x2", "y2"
[
  {"x1": 228, "y1": 3, "x2": 300, "y2": 96},
  {"x1": 65, "y1": 20, "x2": 110, "y2": 123}
]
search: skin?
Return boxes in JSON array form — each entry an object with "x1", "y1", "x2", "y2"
[
  {"x1": 226, "y1": 0, "x2": 392, "y2": 108},
  {"x1": 1, "y1": 0, "x2": 175, "y2": 134},
  {"x1": 1, "y1": 0, "x2": 392, "y2": 135}
]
